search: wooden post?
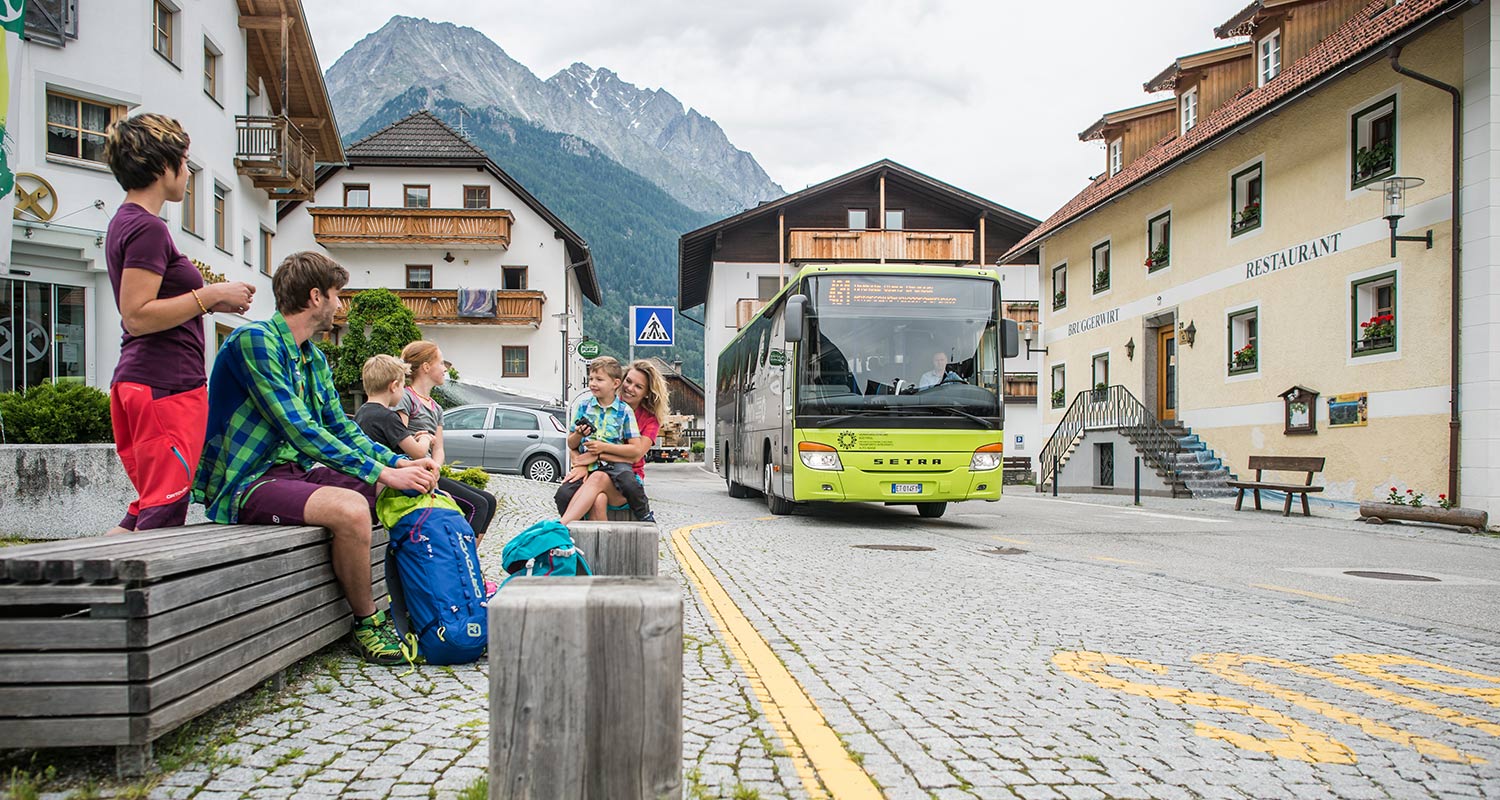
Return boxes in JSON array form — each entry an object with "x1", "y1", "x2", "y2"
[
  {"x1": 566, "y1": 521, "x2": 659, "y2": 576},
  {"x1": 979, "y1": 214, "x2": 987, "y2": 266},
  {"x1": 279, "y1": 16, "x2": 289, "y2": 117},
  {"x1": 115, "y1": 743, "x2": 152, "y2": 778},
  {"x1": 878, "y1": 173, "x2": 886, "y2": 264},
  {"x1": 490, "y1": 578, "x2": 682, "y2": 800},
  {"x1": 777, "y1": 211, "x2": 785, "y2": 287}
]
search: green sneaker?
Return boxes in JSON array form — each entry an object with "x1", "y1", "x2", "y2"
[{"x1": 351, "y1": 610, "x2": 405, "y2": 666}]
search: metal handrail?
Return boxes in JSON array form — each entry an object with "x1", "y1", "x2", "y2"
[{"x1": 1036, "y1": 385, "x2": 1183, "y2": 491}]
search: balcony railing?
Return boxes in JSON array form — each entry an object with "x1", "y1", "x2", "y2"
[
  {"x1": 1003, "y1": 373, "x2": 1038, "y2": 401},
  {"x1": 335, "y1": 289, "x2": 545, "y2": 327},
  {"x1": 308, "y1": 207, "x2": 514, "y2": 249},
  {"x1": 787, "y1": 229, "x2": 976, "y2": 263},
  {"x1": 234, "y1": 115, "x2": 315, "y2": 200}
]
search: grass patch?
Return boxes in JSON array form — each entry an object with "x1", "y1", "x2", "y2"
[
  {"x1": 0, "y1": 535, "x2": 37, "y2": 548},
  {"x1": 456, "y1": 775, "x2": 488, "y2": 800},
  {"x1": 314, "y1": 681, "x2": 333, "y2": 694},
  {"x1": 272, "y1": 747, "x2": 305, "y2": 770},
  {"x1": 4, "y1": 763, "x2": 57, "y2": 800},
  {"x1": 731, "y1": 785, "x2": 761, "y2": 800},
  {"x1": 684, "y1": 768, "x2": 711, "y2": 800}
]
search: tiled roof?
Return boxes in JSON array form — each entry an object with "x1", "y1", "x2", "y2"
[
  {"x1": 1002, "y1": 0, "x2": 1455, "y2": 262},
  {"x1": 344, "y1": 110, "x2": 487, "y2": 161}
]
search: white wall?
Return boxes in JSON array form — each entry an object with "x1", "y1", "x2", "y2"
[
  {"x1": 701, "y1": 261, "x2": 783, "y2": 461},
  {"x1": 275, "y1": 165, "x2": 587, "y2": 402},
  {"x1": 1462, "y1": 1, "x2": 1500, "y2": 524},
  {"x1": 5, "y1": 1, "x2": 282, "y2": 390}
]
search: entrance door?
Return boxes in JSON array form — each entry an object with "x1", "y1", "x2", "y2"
[{"x1": 1156, "y1": 325, "x2": 1177, "y2": 421}]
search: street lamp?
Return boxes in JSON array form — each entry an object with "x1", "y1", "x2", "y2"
[
  {"x1": 552, "y1": 311, "x2": 571, "y2": 404},
  {"x1": 1020, "y1": 320, "x2": 1047, "y2": 356},
  {"x1": 1368, "y1": 176, "x2": 1433, "y2": 258}
]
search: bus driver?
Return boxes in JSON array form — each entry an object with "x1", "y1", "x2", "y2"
[{"x1": 918, "y1": 351, "x2": 963, "y2": 388}]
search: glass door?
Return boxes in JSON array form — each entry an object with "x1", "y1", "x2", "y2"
[{"x1": 1157, "y1": 325, "x2": 1177, "y2": 421}]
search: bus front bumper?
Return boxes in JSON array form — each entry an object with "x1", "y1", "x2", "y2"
[{"x1": 792, "y1": 465, "x2": 1002, "y2": 503}]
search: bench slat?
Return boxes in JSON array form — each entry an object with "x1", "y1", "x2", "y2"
[
  {"x1": 0, "y1": 652, "x2": 129, "y2": 683},
  {"x1": 81, "y1": 526, "x2": 317, "y2": 582},
  {"x1": 5, "y1": 618, "x2": 128, "y2": 651},
  {"x1": 0, "y1": 715, "x2": 135, "y2": 748},
  {"x1": 0, "y1": 582, "x2": 126, "y2": 606},
  {"x1": 1246, "y1": 455, "x2": 1325, "y2": 472},
  {"x1": 1227, "y1": 481, "x2": 1326, "y2": 492},
  {"x1": 21, "y1": 526, "x2": 285, "y2": 582},
  {"x1": 0, "y1": 525, "x2": 228, "y2": 582},
  {"x1": 117, "y1": 527, "x2": 334, "y2": 581}
]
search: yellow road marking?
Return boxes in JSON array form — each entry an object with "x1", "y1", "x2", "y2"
[
  {"x1": 1054, "y1": 650, "x2": 1355, "y2": 763},
  {"x1": 1194, "y1": 653, "x2": 1484, "y2": 763},
  {"x1": 1094, "y1": 556, "x2": 1148, "y2": 566},
  {"x1": 1251, "y1": 583, "x2": 1353, "y2": 604},
  {"x1": 1336, "y1": 654, "x2": 1500, "y2": 709},
  {"x1": 991, "y1": 535, "x2": 1031, "y2": 545},
  {"x1": 671, "y1": 522, "x2": 880, "y2": 800},
  {"x1": 754, "y1": 515, "x2": 779, "y2": 521}
]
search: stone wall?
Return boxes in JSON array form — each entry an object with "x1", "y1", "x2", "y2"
[{"x1": 0, "y1": 444, "x2": 206, "y2": 539}]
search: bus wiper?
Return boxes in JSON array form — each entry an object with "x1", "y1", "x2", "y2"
[
  {"x1": 906, "y1": 404, "x2": 996, "y2": 428},
  {"x1": 811, "y1": 409, "x2": 899, "y2": 427}
]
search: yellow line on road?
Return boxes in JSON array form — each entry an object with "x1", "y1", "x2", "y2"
[
  {"x1": 1251, "y1": 583, "x2": 1353, "y2": 604},
  {"x1": 1094, "y1": 556, "x2": 1148, "y2": 566},
  {"x1": 754, "y1": 515, "x2": 780, "y2": 521},
  {"x1": 671, "y1": 522, "x2": 880, "y2": 800},
  {"x1": 991, "y1": 535, "x2": 1032, "y2": 545}
]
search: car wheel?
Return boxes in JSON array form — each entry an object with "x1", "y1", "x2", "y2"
[
  {"x1": 764, "y1": 461, "x2": 793, "y2": 516},
  {"x1": 524, "y1": 454, "x2": 560, "y2": 483},
  {"x1": 916, "y1": 502, "x2": 948, "y2": 519}
]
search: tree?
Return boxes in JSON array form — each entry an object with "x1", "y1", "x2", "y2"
[{"x1": 319, "y1": 288, "x2": 422, "y2": 396}]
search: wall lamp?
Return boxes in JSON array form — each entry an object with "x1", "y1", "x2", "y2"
[
  {"x1": 1125, "y1": 337, "x2": 1135, "y2": 360},
  {"x1": 1019, "y1": 320, "x2": 1047, "y2": 356},
  {"x1": 443, "y1": 251, "x2": 456, "y2": 263},
  {"x1": 1179, "y1": 320, "x2": 1196, "y2": 347},
  {"x1": 1368, "y1": 176, "x2": 1433, "y2": 258}
]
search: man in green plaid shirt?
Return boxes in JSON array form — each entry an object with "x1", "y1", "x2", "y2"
[{"x1": 195, "y1": 252, "x2": 437, "y2": 665}]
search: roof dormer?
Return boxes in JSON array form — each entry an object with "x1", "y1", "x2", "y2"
[
  {"x1": 1079, "y1": 99, "x2": 1178, "y2": 177},
  {"x1": 1215, "y1": 0, "x2": 1381, "y2": 77},
  {"x1": 1144, "y1": 43, "x2": 1254, "y2": 136}
]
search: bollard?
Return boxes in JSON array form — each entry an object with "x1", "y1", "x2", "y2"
[
  {"x1": 1134, "y1": 456, "x2": 1141, "y2": 506},
  {"x1": 566, "y1": 521, "x2": 660, "y2": 576},
  {"x1": 490, "y1": 577, "x2": 683, "y2": 800},
  {"x1": 1052, "y1": 454, "x2": 1059, "y2": 497}
]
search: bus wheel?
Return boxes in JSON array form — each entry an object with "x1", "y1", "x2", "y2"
[
  {"x1": 764, "y1": 461, "x2": 794, "y2": 516},
  {"x1": 916, "y1": 502, "x2": 948, "y2": 519}
]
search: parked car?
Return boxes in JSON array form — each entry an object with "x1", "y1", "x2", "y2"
[{"x1": 441, "y1": 404, "x2": 567, "y2": 482}]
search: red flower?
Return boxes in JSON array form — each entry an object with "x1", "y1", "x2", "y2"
[
  {"x1": 1406, "y1": 489, "x2": 1414, "y2": 494},
  {"x1": 1439, "y1": 494, "x2": 1447, "y2": 499},
  {"x1": 1390, "y1": 486, "x2": 1398, "y2": 492}
]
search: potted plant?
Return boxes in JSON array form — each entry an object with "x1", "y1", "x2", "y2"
[
  {"x1": 1230, "y1": 343, "x2": 1256, "y2": 373},
  {"x1": 1053, "y1": 289, "x2": 1067, "y2": 309},
  {"x1": 1092, "y1": 268, "x2": 1110, "y2": 293},
  {"x1": 1359, "y1": 485, "x2": 1489, "y2": 533},
  {"x1": 1357, "y1": 313, "x2": 1395, "y2": 352},
  {"x1": 1233, "y1": 201, "x2": 1260, "y2": 232},
  {"x1": 1145, "y1": 241, "x2": 1169, "y2": 269},
  {"x1": 1355, "y1": 141, "x2": 1394, "y2": 181},
  {"x1": 1091, "y1": 381, "x2": 1108, "y2": 402},
  {"x1": 1051, "y1": 388, "x2": 1066, "y2": 408}
]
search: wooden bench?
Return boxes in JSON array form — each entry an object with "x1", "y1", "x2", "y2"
[
  {"x1": 1003, "y1": 456, "x2": 1033, "y2": 485},
  {"x1": 1227, "y1": 456, "x2": 1326, "y2": 517},
  {"x1": 0, "y1": 524, "x2": 386, "y2": 775}
]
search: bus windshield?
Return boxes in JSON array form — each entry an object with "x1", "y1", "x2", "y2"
[{"x1": 798, "y1": 274, "x2": 1000, "y2": 425}]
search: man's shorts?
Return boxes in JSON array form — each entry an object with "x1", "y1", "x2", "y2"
[{"x1": 238, "y1": 463, "x2": 377, "y2": 526}]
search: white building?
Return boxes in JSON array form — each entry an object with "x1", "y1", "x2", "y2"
[
  {"x1": 3, "y1": 0, "x2": 341, "y2": 392},
  {"x1": 275, "y1": 111, "x2": 601, "y2": 404}
]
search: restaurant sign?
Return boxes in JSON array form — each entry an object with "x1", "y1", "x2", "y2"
[
  {"x1": 1243, "y1": 232, "x2": 1342, "y2": 281},
  {"x1": 1066, "y1": 308, "x2": 1120, "y2": 337}
]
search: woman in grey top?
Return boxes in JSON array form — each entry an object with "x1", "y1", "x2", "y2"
[{"x1": 399, "y1": 341, "x2": 496, "y2": 542}]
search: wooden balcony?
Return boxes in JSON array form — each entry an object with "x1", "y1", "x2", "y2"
[
  {"x1": 234, "y1": 115, "x2": 315, "y2": 200},
  {"x1": 1003, "y1": 373, "x2": 1038, "y2": 403},
  {"x1": 335, "y1": 289, "x2": 545, "y2": 327},
  {"x1": 787, "y1": 228, "x2": 976, "y2": 263},
  {"x1": 308, "y1": 207, "x2": 515, "y2": 249}
]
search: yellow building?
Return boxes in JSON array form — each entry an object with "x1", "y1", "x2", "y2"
[{"x1": 1005, "y1": 0, "x2": 1475, "y2": 509}]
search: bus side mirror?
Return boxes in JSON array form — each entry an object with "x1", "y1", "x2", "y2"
[
  {"x1": 785, "y1": 294, "x2": 809, "y2": 343},
  {"x1": 1002, "y1": 319, "x2": 1020, "y2": 359}
]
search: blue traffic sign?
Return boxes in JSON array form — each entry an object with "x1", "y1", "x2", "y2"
[{"x1": 631, "y1": 305, "x2": 675, "y2": 347}]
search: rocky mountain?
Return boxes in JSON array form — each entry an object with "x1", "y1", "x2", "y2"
[{"x1": 326, "y1": 16, "x2": 784, "y2": 216}]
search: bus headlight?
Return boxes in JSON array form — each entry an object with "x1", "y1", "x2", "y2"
[
  {"x1": 969, "y1": 443, "x2": 1004, "y2": 471},
  {"x1": 798, "y1": 441, "x2": 843, "y2": 471}
]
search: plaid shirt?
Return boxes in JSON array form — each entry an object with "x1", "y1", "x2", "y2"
[
  {"x1": 194, "y1": 313, "x2": 402, "y2": 523},
  {"x1": 578, "y1": 395, "x2": 639, "y2": 471}
]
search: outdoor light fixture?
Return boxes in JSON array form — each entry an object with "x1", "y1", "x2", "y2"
[
  {"x1": 1020, "y1": 319, "x2": 1047, "y2": 356},
  {"x1": 1368, "y1": 176, "x2": 1433, "y2": 258},
  {"x1": 443, "y1": 251, "x2": 456, "y2": 263},
  {"x1": 1125, "y1": 337, "x2": 1136, "y2": 360},
  {"x1": 1180, "y1": 320, "x2": 1197, "y2": 347}
]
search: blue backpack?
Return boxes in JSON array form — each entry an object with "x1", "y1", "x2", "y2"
[
  {"x1": 378, "y1": 490, "x2": 487, "y2": 666},
  {"x1": 499, "y1": 520, "x2": 592, "y2": 588}
]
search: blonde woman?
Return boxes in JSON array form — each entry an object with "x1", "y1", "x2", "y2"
[
  {"x1": 399, "y1": 341, "x2": 497, "y2": 540},
  {"x1": 555, "y1": 359, "x2": 670, "y2": 522}
]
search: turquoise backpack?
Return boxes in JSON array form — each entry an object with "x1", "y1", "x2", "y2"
[{"x1": 499, "y1": 520, "x2": 592, "y2": 588}]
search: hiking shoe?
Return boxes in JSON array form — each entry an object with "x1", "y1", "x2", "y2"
[
  {"x1": 351, "y1": 609, "x2": 405, "y2": 666},
  {"x1": 639, "y1": 511, "x2": 657, "y2": 523}
]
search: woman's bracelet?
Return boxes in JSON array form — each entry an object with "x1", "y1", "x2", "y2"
[{"x1": 190, "y1": 289, "x2": 209, "y2": 316}]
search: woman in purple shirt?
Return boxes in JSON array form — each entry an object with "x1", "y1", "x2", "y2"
[{"x1": 103, "y1": 113, "x2": 255, "y2": 532}]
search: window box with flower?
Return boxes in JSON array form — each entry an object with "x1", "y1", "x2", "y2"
[
  {"x1": 1232, "y1": 201, "x2": 1261, "y2": 234},
  {"x1": 1053, "y1": 289, "x2": 1066, "y2": 310},
  {"x1": 1051, "y1": 389, "x2": 1065, "y2": 409},
  {"x1": 1145, "y1": 241, "x2": 1169, "y2": 270},
  {"x1": 1354, "y1": 312, "x2": 1395, "y2": 355},
  {"x1": 1354, "y1": 140, "x2": 1394, "y2": 184},
  {"x1": 1229, "y1": 343, "x2": 1256, "y2": 375}
]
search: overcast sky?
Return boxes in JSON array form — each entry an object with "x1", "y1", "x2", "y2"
[{"x1": 305, "y1": 1, "x2": 1237, "y2": 221}]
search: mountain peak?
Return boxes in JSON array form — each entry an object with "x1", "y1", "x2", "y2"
[{"x1": 325, "y1": 15, "x2": 784, "y2": 215}]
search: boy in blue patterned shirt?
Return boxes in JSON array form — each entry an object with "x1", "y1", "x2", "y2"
[{"x1": 567, "y1": 356, "x2": 654, "y2": 521}]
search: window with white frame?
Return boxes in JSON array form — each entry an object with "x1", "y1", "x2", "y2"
[
  {"x1": 1180, "y1": 88, "x2": 1198, "y2": 135},
  {"x1": 847, "y1": 209, "x2": 868, "y2": 230},
  {"x1": 884, "y1": 209, "x2": 905, "y2": 230},
  {"x1": 1147, "y1": 212, "x2": 1170, "y2": 270},
  {"x1": 1258, "y1": 30, "x2": 1281, "y2": 86},
  {"x1": 1231, "y1": 162, "x2": 1263, "y2": 236},
  {"x1": 1228, "y1": 307, "x2": 1258, "y2": 374},
  {"x1": 1108, "y1": 139, "x2": 1123, "y2": 176},
  {"x1": 1052, "y1": 263, "x2": 1067, "y2": 310},
  {"x1": 1351, "y1": 96, "x2": 1396, "y2": 188},
  {"x1": 1352, "y1": 272, "x2": 1397, "y2": 356},
  {"x1": 1091, "y1": 242, "x2": 1110, "y2": 294},
  {"x1": 1091, "y1": 353, "x2": 1110, "y2": 393},
  {"x1": 1051, "y1": 364, "x2": 1066, "y2": 408}
]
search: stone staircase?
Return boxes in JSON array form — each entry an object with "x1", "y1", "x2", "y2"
[{"x1": 1160, "y1": 423, "x2": 1237, "y2": 498}]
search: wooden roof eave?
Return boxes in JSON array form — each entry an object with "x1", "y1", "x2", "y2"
[{"x1": 238, "y1": 0, "x2": 343, "y2": 162}]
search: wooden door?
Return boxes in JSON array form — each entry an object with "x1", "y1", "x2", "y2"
[{"x1": 1157, "y1": 325, "x2": 1177, "y2": 421}]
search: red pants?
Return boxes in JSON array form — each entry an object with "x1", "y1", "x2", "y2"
[{"x1": 110, "y1": 383, "x2": 207, "y2": 530}]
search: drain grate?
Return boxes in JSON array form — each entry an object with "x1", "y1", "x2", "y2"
[
  {"x1": 1343, "y1": 570, "x2": 1441, "y2": 582},
  {"x1": 983, "y1": 547, "x2": 1028, "y2": 556},
  {"x1": 852, "y1": 544, "x2": 935, "y2": 552}
]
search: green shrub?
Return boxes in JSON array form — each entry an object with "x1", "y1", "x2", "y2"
[
  {"x1": 691, "y1": 441, "x2": 705, "y2": 454},
  {"x1": 0, "y1": 381, "x2": 112, "y2": 444},
  {"x1": 440, "y1": 464, "x2": 491, "y2": 489}
]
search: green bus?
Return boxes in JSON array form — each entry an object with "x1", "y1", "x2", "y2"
[{"x1": 715, "y1": 263, "x2": 1020, "y2": 518}]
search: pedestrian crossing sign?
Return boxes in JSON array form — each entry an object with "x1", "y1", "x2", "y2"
[{"x1": 631, "y1": 306, "x2": 675, "y2": 347}]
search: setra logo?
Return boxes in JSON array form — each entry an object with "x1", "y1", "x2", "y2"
[
  {"x1": 872, "y1": 457, "x2": 943, "y2": 466},
  {"x1": 837, "y1": 431, "x2": 859, "y2": 449}
]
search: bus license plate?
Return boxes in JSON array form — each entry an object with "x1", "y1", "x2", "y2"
[{"x1": 892, "y1": 483, "x2": 923, "y2": 495}]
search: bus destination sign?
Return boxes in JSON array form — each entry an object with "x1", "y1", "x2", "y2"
[{"x1": 824, "y1": 278, "x2": 963, "y2": 307}]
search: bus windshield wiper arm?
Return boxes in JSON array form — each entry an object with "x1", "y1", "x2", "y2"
[
  {"x1": 906, "y1": 404, "x2": 995, "y2": 428},
  {"x1": 811, "y1": 409, "x2": 897, "y2": 427}
]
